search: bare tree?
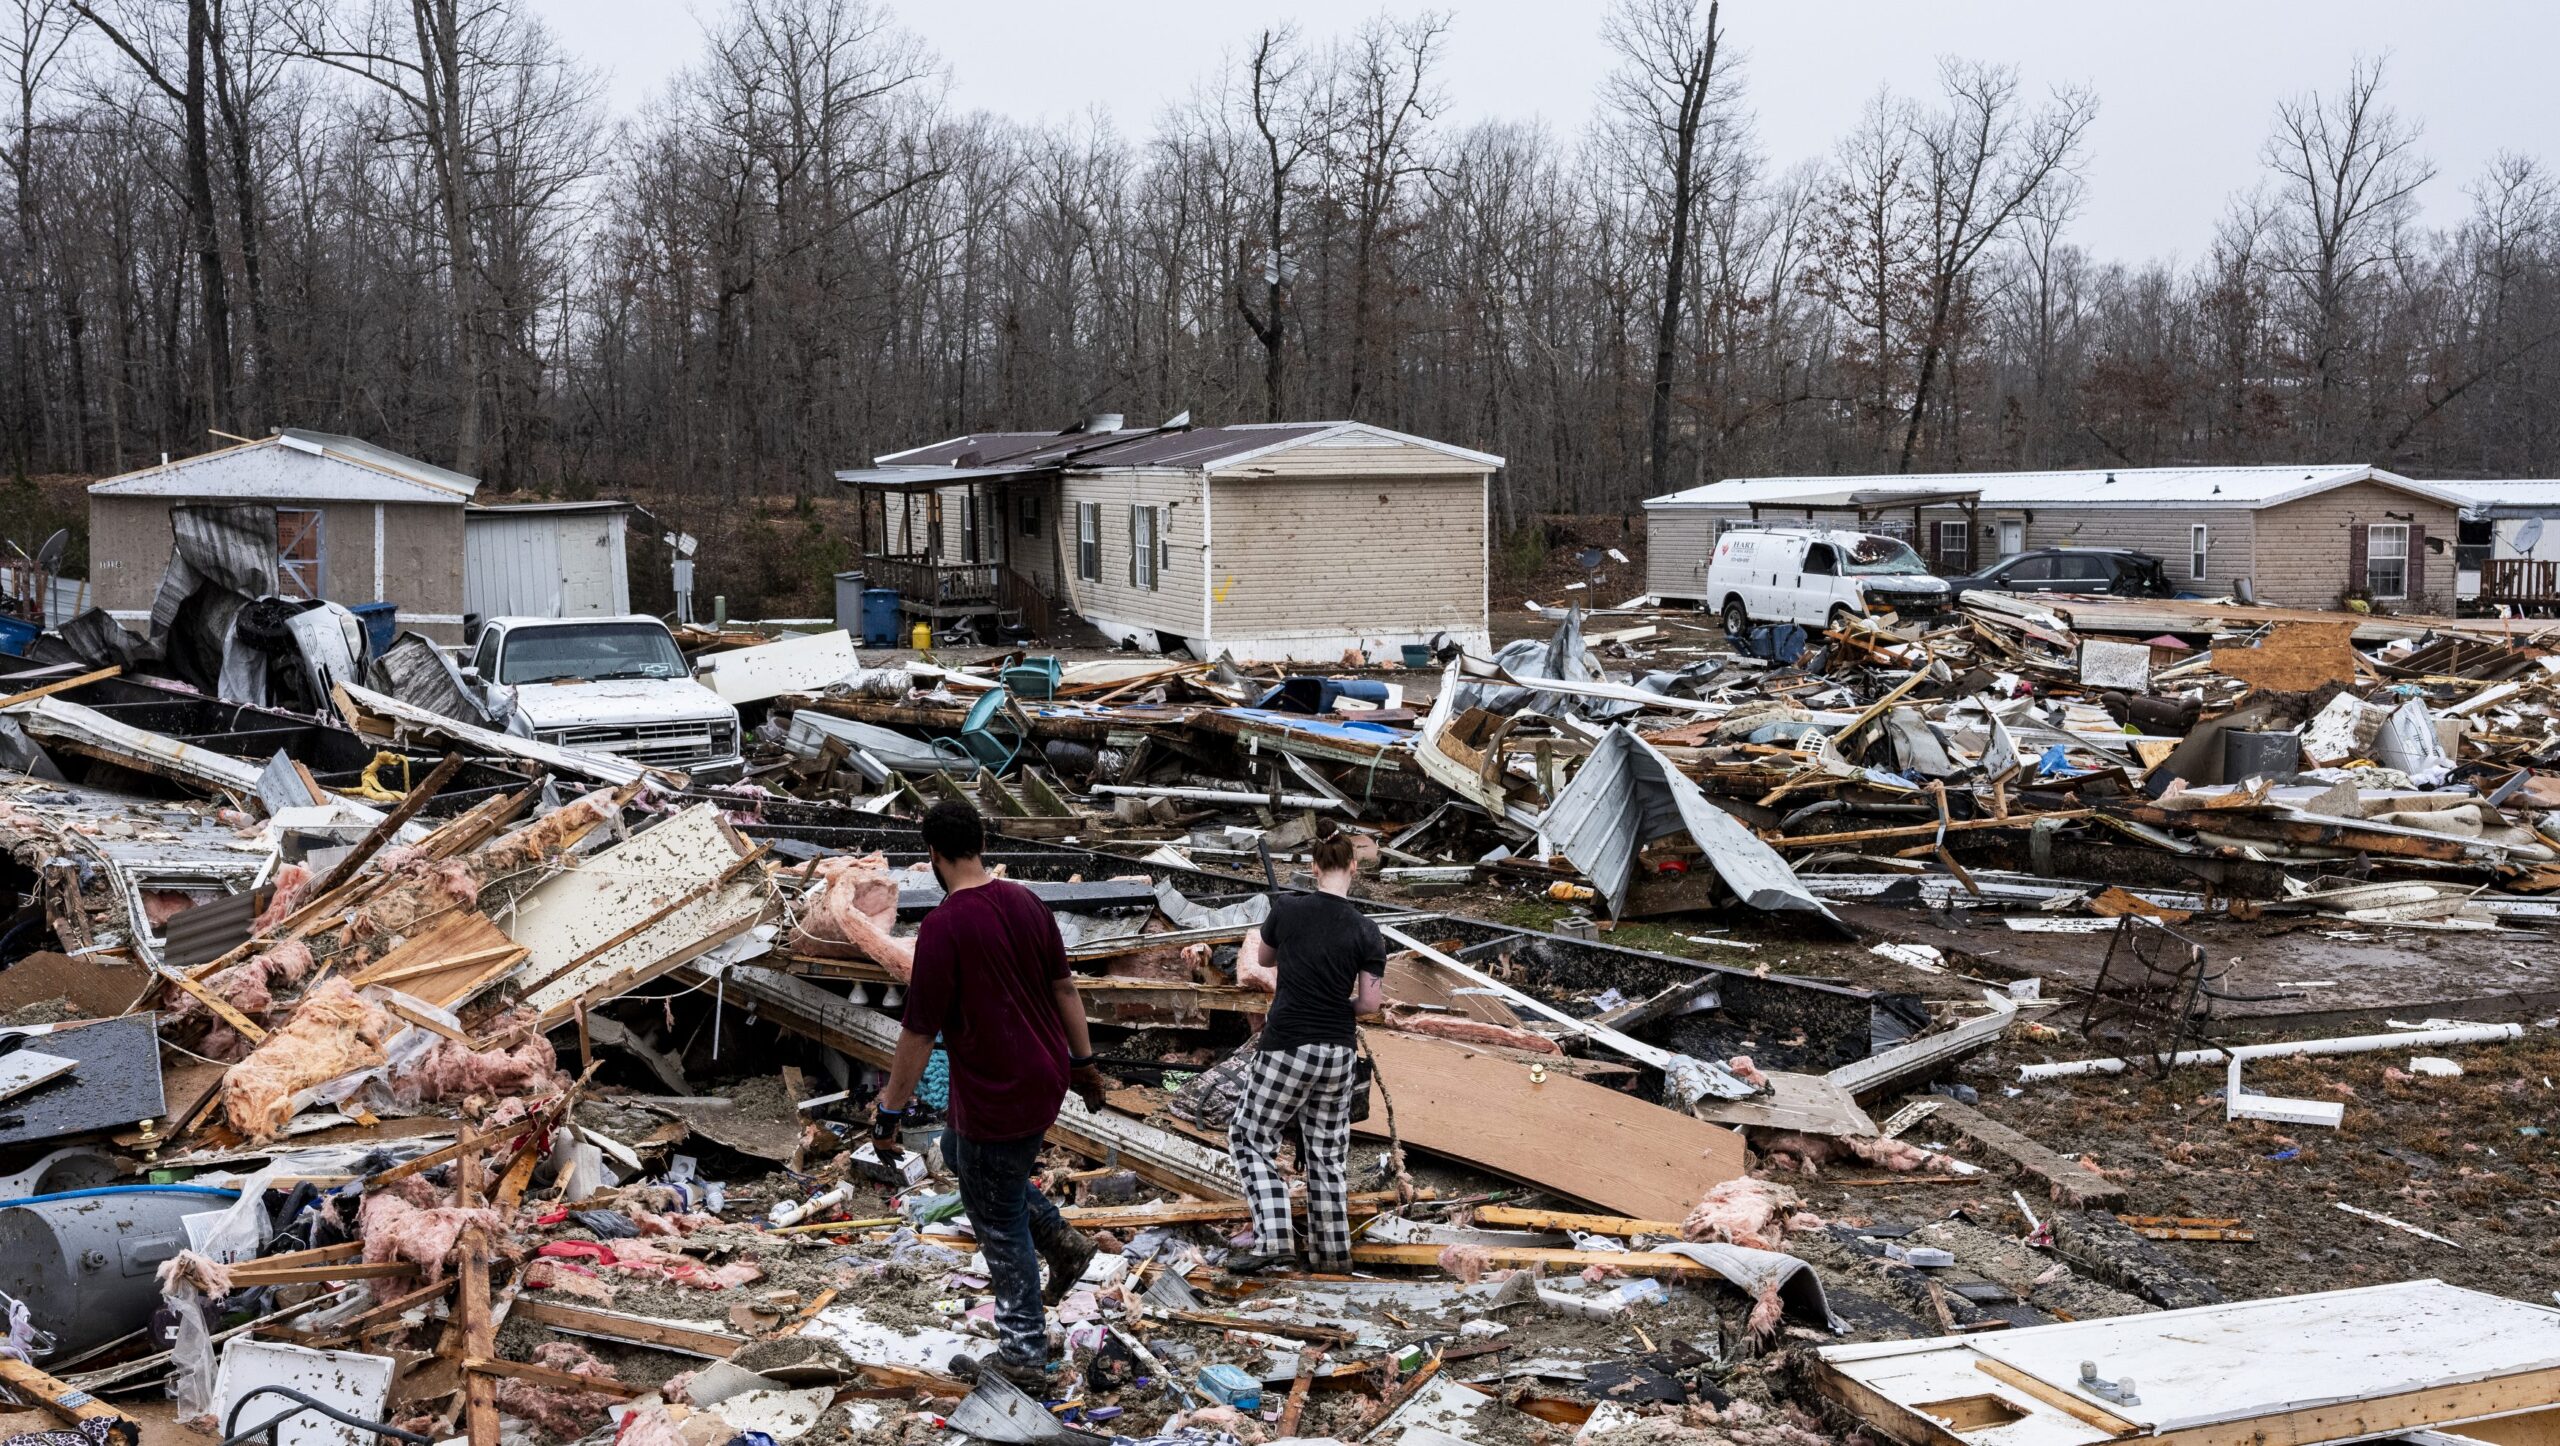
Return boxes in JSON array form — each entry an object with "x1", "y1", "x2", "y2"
[
  {"x1": 2260, "y1": 55, "x2": 2434, "y2": 446},
  {"x1": 1603, "y1": 0, "x2": 1728, "y2": 498},
  {"x1": 1335, "y1": 10, "x2": 1443, "y2": 416},
  {"x1": 1231, "y1": 26, "x2": 1331, "y2": 421},
  {"x1": 1894, "y1": 57, "x2": 2094, "y2": 471}
]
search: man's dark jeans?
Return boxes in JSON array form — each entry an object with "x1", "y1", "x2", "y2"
[{"x1": 945, "y1": 1129, "x2": 1076, "y2": 1368}]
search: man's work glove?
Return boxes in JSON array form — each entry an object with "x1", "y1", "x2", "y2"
[
  {"x1": 870, "y1": 1100, "x2": 907, "y2": 1165},
  {"x1": 1068, "y1": 1056, "x2": 1111, "y2": 1113}
]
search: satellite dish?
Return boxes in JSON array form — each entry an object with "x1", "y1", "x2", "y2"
[
  {"x1": 2515, "y1": 518, "x2": 2545, "y2": 554},
  {"x1": 35, "y1": 529, "x2": 66, "y2": 571}
]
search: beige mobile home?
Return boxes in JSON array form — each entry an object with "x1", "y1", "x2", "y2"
[
  {"x1": 1645, "y1": 465, "x2": 2466, "y2": 615},
  {"x1": 839, "y1": 419, "x2": 1500, "y2": 662}
]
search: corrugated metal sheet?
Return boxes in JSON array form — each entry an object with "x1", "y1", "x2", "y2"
[
  {"x1": 464, "y1": 508, "x2": 628, "y2": 618},
  {"x1": 1542, "y1": 725, "x2": 1840, "y2": 929},
  {"x1": 1646, "y1": 464, "x2": 2465, "y2": 513}
]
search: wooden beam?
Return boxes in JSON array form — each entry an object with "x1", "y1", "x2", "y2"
[
  {"x1": 0, "y1": 665, "x2": 120, "y2": 711},
  {"x1": 0, "y1": 1358, "x2": 141, "y2": 1444},
  {"x1": 1470, "y1": 1205, "x2": 1686, "y2": 1236},
  {"x1": 1350, "y1": 1243, "x2": 1709, "y2": 1280},
  {"x1": 1924, "y1": 1098, "x2": 2126, "y2": 1208},
  {"x1": 158, "y1": 966, "x2": 267, "y2": 1043},
  {"x1": 309, "y1": 752, "x2": 465, "y2": 898},
  {"x1": 222, "y1": 1260, "x2": 417, "y2": 1287},
  {"x1": 511, "y1": 1300, "x2": 748, "y2": 1360},
  {"x1": 1772, "y1": 810, "x2": 2093, "y2": 851},
  {"x1": 1972, "y1": 1358, "x2": 2140, "y2": 1437},
  {"x1": 464, "y1": 1357, "x2": 643, "y2": 1400},
  {"x1": 1061, "y1": 1191, "x2": 1417, "y2": 1230},
  {"x1": 460, "y1": 1148, "x2": 499, "y2": 1446}
]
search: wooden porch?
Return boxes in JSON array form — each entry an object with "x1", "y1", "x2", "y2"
[{"x1": 2480, "y1": 558, "x2": 2560, "y2": 613}]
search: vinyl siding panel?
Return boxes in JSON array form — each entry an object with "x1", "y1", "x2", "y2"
[
  {"x1": 1206, "y1": 474, "x2": 1486, "y2": 641},
  {"x1": 89, "y1": 494, "x2": 464, "y2": 637},
  {"x1": 2018, "y1": 507, "x2": 2256, "y2": 595},
  {"x1": 2251, "y1": 481, "x2": 2459, "y2": 612},
  {"x1": 1647, "y1": 509, "x2": 1735, "y2": 599},
  {"x1": 466, "y1": 512, "x2": 630, "y2": 618},
  {"x1": 1057, "y1": 470, "x2": 1204, "y2": 639},
  {"x1": 1239, "y1": 437, "x2": 1492, "y2": 478}
]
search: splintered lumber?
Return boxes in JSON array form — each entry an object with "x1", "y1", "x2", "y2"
[
  {"x1": 1772, "y1": 810, "x2": 2093, "y2": 850},
  {"x1": 460, "y1": 1148, "x2": 499, "y2": 1446},
  {"x1": 309, "y1": 751, "x2": 464, "y2": 897},
  {"x1": 1157, "y1": 1310, "x2": 1356, "y2": 1345},
  {"x1": 222, "y1": 1259, "x2": 417, "y2": 1286},
  {"x1": 1351, "y1": 1029, "x2": 1746, "y2": 1223},
  {"x1": 0, "y1": 665, "x2": 119, "y2": 711},
  {"x1": 464, "y1": 1357, "x2": 643, "y2": 1399},
  {"x1": 511, "y1": 1300, "x2": 747, "y2": 1359},
  {"x1": 1828, "y1": 993, "x2": 2018, "y2": 1101},
  {"x1": 1470, "y1": 1205, "x2": 1688, "y2": 1237},
  {"x1": 0, "y1": 1357, "x2": 142, "y2": 1444},
  {"x1": 1062, "y1": 1190, "x2": 1416, "y2": 1230},
  {"x1": 1919, "y1": 1099, "x2": 2126, "y2": 1208},
  {"x1": 1278, "y1": 1345, "x2": 1322, "y2": 1437},
  {"x1": 717, "y1": 962, "x2": 1242, "y2": 1199},
  {"x1": 347, "y1": 912, "x2": 527, "y2": 1007}
]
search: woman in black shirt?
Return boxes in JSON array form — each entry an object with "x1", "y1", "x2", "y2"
[{"x1": 1224, "y1": 819, "x2": 1385, "y2": 1274}]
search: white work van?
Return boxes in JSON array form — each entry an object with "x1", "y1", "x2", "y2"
[{"x1": 1705, "y1": 528, "x2": 1951, "y2": 633}]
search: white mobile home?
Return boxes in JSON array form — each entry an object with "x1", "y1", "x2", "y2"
[
  {"x1": 1646, "y1": 465, "x2": 2468, "y2": 615},
  {"x1": 840, "y1": 419, "x2": 1500, "y2": 662}
]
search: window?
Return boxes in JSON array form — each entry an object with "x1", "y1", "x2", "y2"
[
  {"x1": 492, "y1": 621, "x2": 687, "y2": 686},
  {"x1": 961, "y1": 495, "x2": 981, "y2": 563},
  {"x1": 2367, "y1": 523, "x2": 2409, "y2": 599},
  {"x1": 2001, "y1": 554, "x2": 2055, "y2": 582},
  {"x1": 277, "y1": 508, "x2": 324, "y2": 599},
  {"x1": 1130, "y1": 505, "x2": 1160, "y2": 591},
  {"x1": 2190, "y1": 524, "x2": 2209, "y2": 582},
  {"x1": 2056, "y1": 553, "x2": 2110, "y2": 582},
  {"x1": 470, "y1": 630, "x2": 499, "y2": 678},
  {"x1": 1870, "y1": 519, "x2": 1914, "y2": 542},
  {"x1": 1076, "y1": 503, "x2": 1100, "y2": 581},
  {"x1": 1934, "y1": 519, "x2": 1968, "y2": 571},
  {"x1": 1020, "y1": 494, "x2": 1041, "y2": 537},
  {"x1": 1801, "y1": 543, "x2": 1837, "y2": 576}
]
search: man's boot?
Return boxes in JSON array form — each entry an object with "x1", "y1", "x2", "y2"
[{"x1": 1038, "y1": 1225, "x2": 1097, "y2": 1306}]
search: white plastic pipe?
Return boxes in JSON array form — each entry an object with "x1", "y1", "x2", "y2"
[{"x1": 2016, "y1": 1022, "x2": 2522, "y2": 1081}]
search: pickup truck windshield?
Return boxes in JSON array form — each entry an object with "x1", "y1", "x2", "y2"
[
  {"x1": 1842, "y1": 536, "x2": 1931, "y2": 576},
  {"x1": 497, "y1": 623, "x2": 688, "y2": 685}
]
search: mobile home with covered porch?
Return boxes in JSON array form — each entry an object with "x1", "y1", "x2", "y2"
[{"x1": 838, "y1": 418, "x2": 1500, "y2": 662}]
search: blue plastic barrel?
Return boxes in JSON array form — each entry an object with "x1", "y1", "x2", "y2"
[
  {"x1": 860, "y1": 587, "x2": 903, "y2": 646},
  {"x1": 349, "y1": 601, "x2": 398, "y2": 658},
  {"x1": 0, "y1": 615, "x2": 40, "y2": 656}
]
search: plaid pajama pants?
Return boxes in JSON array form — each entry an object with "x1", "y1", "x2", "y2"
[{"x1": 1226, "y1": 1041, "x2": 1358, "y2": 1269}]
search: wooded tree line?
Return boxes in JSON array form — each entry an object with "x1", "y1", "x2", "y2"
[{"x1": 4, "y1": 0, "x2": 2556, "y2": 546}]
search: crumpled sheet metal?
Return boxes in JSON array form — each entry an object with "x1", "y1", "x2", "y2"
[{"x1": 1540, "y1": 724, "x2": 1843, "y2": 930}]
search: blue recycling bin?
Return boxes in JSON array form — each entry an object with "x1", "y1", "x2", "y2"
[
  {"x1": 0, "y1": 615, "x2": 38, "y2": 656},
  {"x1": 860, "y1": 587, "x2": 904, "y2": 647},
  {"x1": 349, "y1": 602, "x2": 398, "y2": 659}
]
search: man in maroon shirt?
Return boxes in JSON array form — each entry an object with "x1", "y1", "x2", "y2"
[{"x1": 874, "y1": 802, "x2": 1107, "y2": 1389}]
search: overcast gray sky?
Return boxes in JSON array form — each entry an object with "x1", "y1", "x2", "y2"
[{"x1": 538, "y1": 0, "x2": 2557, "y2": 263}]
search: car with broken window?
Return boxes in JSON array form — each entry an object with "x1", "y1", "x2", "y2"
[
  {"x1": 1945, "y1": 546, "x2": 2175, "y2": 602},
  {"x1": 1703, "y1": 526, "x2": 1952, "y2": 633},
  {"x1": 464, "y1": 615, "x2": 744, "y2": 781}
]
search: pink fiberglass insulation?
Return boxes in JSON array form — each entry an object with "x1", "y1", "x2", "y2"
[
  {"x1": 1382, "y1": 1010, "x2": 1562, "y2": 1055},
  {"x1": 142, "y1": 890, "x2": 196, "y2": 927},
  {"x1": 521, "y1": 1258, "x2": 617, "y2": 1302},
  {"x1": 220, "y1": 979, "x2": 392, "y2": 1139},
  {"x1": 1679, "y1": 1178, "x2": 1805, "y2": 1252},
  {"x1": 155, "y1": 1250, "x2": 234, "y2": 1297},
  {"x1": 170, "y1": 939, "x2": 319, "y2": 1048},
  {"x1": 1437, "y1": 1243, "x2": 1497, "y2": 1284},
  {"x1": 588, "y1": 1237, "x2": 764, "y2": 1290},
  {"x1": 393, "y1": 1020, "x2": 563, "y2": 1106},
  {"x1": 1726, "y1": 1055, "x2": 1770, "y2": 1088},
  {"x1": 790, "y1": 852, "x2": 913, "y2": 979},
  {"x1": 359, "y1": 1190, "x2": 501, "y2": 1283},
  {"x1": 491, "y1": 1340, "x2": 623, "y2": 1438},
  {"x1": 252, "y1": 863, "x2": 313, "y2": 931},
  {"x1": 1754, "y1": 1131, "x2": 1959, "y2": 1177}
]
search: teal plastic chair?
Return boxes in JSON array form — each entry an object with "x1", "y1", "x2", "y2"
[{"x1": 933, "y1": 686, "x2": 1027, "y2": 772}]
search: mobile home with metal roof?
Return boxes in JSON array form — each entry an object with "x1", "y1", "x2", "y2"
[{"x1": 1644, "y1": 465, "x2": 2466, "y2": 614}]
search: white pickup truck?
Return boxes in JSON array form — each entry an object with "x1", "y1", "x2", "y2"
[{"x1": 464, "y1": 615, "x2": 744, "y2": 781}]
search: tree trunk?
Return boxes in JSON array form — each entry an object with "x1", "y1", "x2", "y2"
[
  {"x1": 1645, "y1": 1, "x2": 1719, "y2": 500},
  {"x1": 206, "y1": 0, "x2": 272, "y2": 431},
  {"x1": 183, "y1": 0, "x2": 233, "y2": 429}
]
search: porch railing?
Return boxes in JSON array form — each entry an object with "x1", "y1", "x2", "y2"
[
  {"x1": 2481, "y1": 558, "x2": 2560, "y2": 605},
  {"x1": 863, "y1": 554, "x2": 1002, "y2": 609}
]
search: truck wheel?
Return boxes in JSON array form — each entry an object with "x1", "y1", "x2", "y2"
[
  {"x1": 1721, "y1": 596, "x2": 1751, "y2": 635},
  {"x1": 1828, "y1": 604, "x2": 1856, "y2": 633}
]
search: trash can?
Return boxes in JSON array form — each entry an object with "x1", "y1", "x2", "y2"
[
  {"x1": 0, "y1": 615, "x2": 38, "y2": 656},
  {"x1": 833, "y1": 571, "x2": 866, "y2": 636},
  {"x1": 860, "y1": 588, "x2": 903, "y2": 647},
  {"x1": 348, "y1": 601, "x2": 398, "y2": 659}
]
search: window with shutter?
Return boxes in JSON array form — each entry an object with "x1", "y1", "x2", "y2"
[
  {"x1": 1130, "y1": 505, "x2": 1158, "y2": 591},
  {"x1": 1076, "y1": 503, "x2": 1099, "y2": 581},
  {"x1": 2367, "y1": 523, "x2": 2409, "y2": 600}
]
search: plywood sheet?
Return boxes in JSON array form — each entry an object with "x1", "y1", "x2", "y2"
[
  {"x1": 2212, "y1": 621, "x2": 2363, "y2": 694},
  {"x1": 498, "y1": 804, "x2": 766, "y2": 1021},
  {"x1": 1383, "y1": 955, "x2": 1522, "y2": 1027},
  {"x1": 1352, "y1": 1028, "x2": 1744, "y2": 1222},
  {"x1": 346, "y1": 911, "x2": 526, "y2": 1007}
]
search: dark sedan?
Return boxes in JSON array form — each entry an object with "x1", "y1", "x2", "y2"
[{"x1": 1947, "y1": 547, "x2": 2176, "y2": 600}]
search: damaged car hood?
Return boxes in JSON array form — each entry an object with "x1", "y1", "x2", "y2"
[{"x1": 505, "y1": 676, "x2": 733, "y2": 727}]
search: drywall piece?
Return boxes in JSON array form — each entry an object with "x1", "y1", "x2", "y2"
[
  {"x1": 1691, "y1": 1070, "x2": 1878, "y2": 1137},
  {"x1": 800, "y1": 1304, "x2": 982, "y2": 1373},
  {"x1": 2225, "y1": 1054, "x2": 2343, "y2": 1128},
  {"x1": 0, "y1": 1049, "x2": 76, "y2": 1103},
  {"x1": 1818, "y1": 1279, "x2": 2560, "y2": 1446},
  {"x1": 213, "y1": 1338, "x2": 394, "y2": 1446},
  {"x1": 500, "y1": 803, "x2": 766, "y2": 1023},
  {"x1": 2410, "y1": 1057, "x2": 2464, "y2": 1078},
  {"x1": 697, "y1": 629, "x2": 860, "y2": 707},
  {"x1": 2077, "y1": 639, "x2": 2153, "y2": 691},
  {"x1": 1352, "y1": 1028, "x2": 1747, "y2": 1222}
]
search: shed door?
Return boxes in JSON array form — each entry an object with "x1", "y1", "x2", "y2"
[{"x1": 556, "y1": 518, "x2": 617, "y2": 616}]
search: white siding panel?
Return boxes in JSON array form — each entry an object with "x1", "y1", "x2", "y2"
[
  {"x1": 1206, "y1": 475, "x2": 1486, "y2": 643},
  {"x1": 465, "y1": 513, "x2": 627, "y2": 618}
]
